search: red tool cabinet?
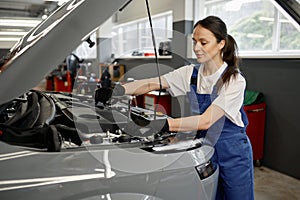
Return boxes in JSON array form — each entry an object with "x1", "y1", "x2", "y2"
[
  {"x1": 143, "y1": 91, "x2": 171, "y2": 115},
  {"x1": 244, "y1": 102, "x2": 266, "y2": 166},
  {"x1": 53, "y1": 71, "x2": 72, "y2": 92}
]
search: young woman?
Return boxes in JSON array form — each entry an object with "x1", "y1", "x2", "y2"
[{"x1": 98, "y1": 15, "x2": 254, "y2": 200}]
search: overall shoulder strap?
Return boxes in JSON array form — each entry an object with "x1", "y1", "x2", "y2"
[{"x1": 190, "y1": 64, "x2": 200, "y2": 86}]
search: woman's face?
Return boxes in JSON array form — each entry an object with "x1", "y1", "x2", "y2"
[{"x1": 192, "y1": 25, "x2": 225, "y2": 65}]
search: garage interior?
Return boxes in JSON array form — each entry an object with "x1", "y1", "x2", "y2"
[{"x1": 0, "y1": 0, "x2": 299, "y2": 199}]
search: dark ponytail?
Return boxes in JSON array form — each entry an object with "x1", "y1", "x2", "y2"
[
  {"x1": 222, "y1": 34, "x2": 240, "y2": 87},
  {"x1": 194, "y1": 16, "x2": 240, "y2": 88}
]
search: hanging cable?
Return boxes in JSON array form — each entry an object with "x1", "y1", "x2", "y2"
[{"x1": 145, "y1": 0, "x2": 162, "y2": 120}]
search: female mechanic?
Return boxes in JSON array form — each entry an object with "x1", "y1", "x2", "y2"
[{"x1": 98, "y1": 15, "x2": 254, "y2": 200}]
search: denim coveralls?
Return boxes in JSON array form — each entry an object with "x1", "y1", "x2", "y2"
[{"x1": 187, "y1": 65, "x2": 254, "y2": 200}]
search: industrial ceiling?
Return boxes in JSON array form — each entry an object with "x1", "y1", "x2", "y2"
[
  {"x1": 0, "y1": 0, "x2": 299, "y2": 49},
  {"x1": 0, "y1": 0, "x2": 67, "y2": 49}
]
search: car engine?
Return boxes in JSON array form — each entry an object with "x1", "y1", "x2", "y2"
[{"x1": 0, "y1": 90, "x2": 180, "y2": 152}]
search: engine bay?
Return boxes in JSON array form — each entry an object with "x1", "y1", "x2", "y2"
[{"x1": 0, "y1": 90, "x2": 195, "y2": 152}]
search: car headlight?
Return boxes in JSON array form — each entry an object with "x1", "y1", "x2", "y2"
[{"x1": 195, "y1": 160, "x2": 216, "y2": 180}]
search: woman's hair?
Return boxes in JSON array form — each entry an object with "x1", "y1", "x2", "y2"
[{"x1": 193, "y1": 16, "x2": 240, "y2": 87}]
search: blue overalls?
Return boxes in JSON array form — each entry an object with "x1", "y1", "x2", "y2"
[{"x1": 187, "y1": 65, "x2": 254, "y2": 200}]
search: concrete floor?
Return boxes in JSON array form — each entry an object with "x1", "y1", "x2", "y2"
[{"x1": 254, "y1": 166, "x2": 300, "y2": 200}]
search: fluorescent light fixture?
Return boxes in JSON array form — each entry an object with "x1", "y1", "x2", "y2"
[
  {"x1": 0, "y1": 19, "x2": 41, "y2": 27},
  {"x1": 259, "y1": 17, "x2": 274, "y2": 22},
  {"x1": 0, "y1": 31, "x2": 27, "y2": 36},
  {"x1": 259, "y1": 17, "x2": 291, "y2": 23},
  {"x1": 246, "y1": 33, "x2": 264, "y2": 38},
  {"x1": 0, "y1": 37, "x2": 20, "y2": 41},
  {"x1": 44, "y1": 0, "x2": 70, "y2": 6}
]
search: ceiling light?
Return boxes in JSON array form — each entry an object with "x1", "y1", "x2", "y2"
[
  {"x1": 0, "y1": 31, "x2": 27, "y2": 36},
  {"x1": 44, "y1": 0, "x2": 70, "y2": 6},
  {"x1": 259, "y1": 17, "x2": 274, "y2": 22},
  {"x1": 0, "y1": 19, "x2": 41, "y2": 27},
  {"x1": 246, "y1": 33, "x2": 264, "y2": 39},
  {"x1": 42, "y1": 15, "x2": 48, "y2": 20},
  {"x1": 0, "y1": 38, "x2": 20, "y2": 42},
  {"x1": 259, "y1": 17, "x2": 291, "y2": 23}
]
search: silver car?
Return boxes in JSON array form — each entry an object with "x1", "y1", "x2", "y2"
[{"x1": 0, "y1": 0, "x2": 218, "y2": 199}]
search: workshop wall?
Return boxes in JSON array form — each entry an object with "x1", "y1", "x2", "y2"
[{"x1": 241, "y1": 58, "x2": 300, "y2": 179}]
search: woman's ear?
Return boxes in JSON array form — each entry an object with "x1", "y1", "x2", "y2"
[{"x1": 218, "y1": 40, "x2": 225, "y2": 50}]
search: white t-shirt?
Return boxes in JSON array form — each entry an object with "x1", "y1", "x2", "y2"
[{"x1": 163, "y1": 62, "x2": 246, "y2": 127}]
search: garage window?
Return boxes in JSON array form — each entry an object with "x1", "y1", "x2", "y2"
[
  {"x1": 112, "y1": 11, "x2": 172, "y2": 58},
  {"x1": 194, "y1": 0, "x2": 300, "y2": 58}
]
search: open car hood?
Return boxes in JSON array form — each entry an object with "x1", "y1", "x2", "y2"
[{"x1": 0, "y1": 0, "x2": 128, "y2": 104}]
